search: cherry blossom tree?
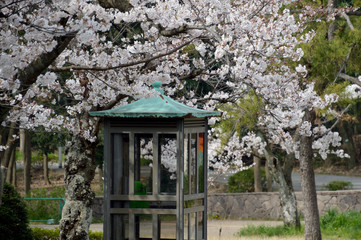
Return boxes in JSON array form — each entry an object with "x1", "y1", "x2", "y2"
[{"x1": 1, "y1": 1, "x2": 353, "y2": 239}]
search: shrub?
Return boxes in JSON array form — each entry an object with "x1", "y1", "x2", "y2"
[
  {"x1": 32, "y1": 228, "x2": 103, "y2": 240},
  {"x1": 227, "y1": 168, "x2": 266, "y2": 193},
  {"x1": 0, "y1": 182, "x2": 33, "y2": 240},
  {"x1": 323, "y1": 180, "x2": 353, "y2": 191}
]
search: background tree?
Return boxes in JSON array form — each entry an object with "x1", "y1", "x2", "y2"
[
  {"x1": 30, "y1": 129, "x2": 66, "y2": 185},
  {"x1": 296, "y1": 1, "x2": 361, "y2": 238}
]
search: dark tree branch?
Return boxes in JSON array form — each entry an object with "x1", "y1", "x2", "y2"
[
  {"x1": 98, "y1": 0, "x2": 132, "y2": 12},
  {"x1": 159, "y1": 25, "x2": 189, "y2": 37},
  {"x1": 338, "y1": 73, "x2": 361, "y2": 87},
  {"x1": 0, "y1": 31, "x2": 77, "y2": 123},
  {"x1": 346, "y1": 10, "x2": 361, "y2": 16},
  {"x1": 333, "y1": 44, "x2": 355, "y2": 83}
]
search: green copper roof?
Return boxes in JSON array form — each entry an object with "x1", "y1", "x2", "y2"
[{"x1": 89, "y1": 82, "x2": 221, "y2": 118}]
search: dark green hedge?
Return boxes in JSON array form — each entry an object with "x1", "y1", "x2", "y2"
[
  {"x1": 228, "y1": 168, "x2": 266, "y2": 192},
  {"x1": 0, "y1": 182, "x2": 33, "y2": 240},
  {"x1": 32, "y1": 227, "x2": 103, "y2": 240}
]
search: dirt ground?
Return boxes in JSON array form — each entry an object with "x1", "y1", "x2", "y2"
[{"x1": 15, "y1": 165, "x2": 103, "y2": 196}]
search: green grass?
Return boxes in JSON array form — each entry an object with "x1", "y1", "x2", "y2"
[
  {"x1": 16, "y1": 150, "x2": 65, "y2": 163},
  {"x1": 237, "y1": 209, "x2": 361, "y2": 239},
  {"x1": 238, "y1": 225, "x2": 304, "y2": 237},
  {"x1": 24, "y1": 186, "x2": 65, "y2": 224},
  {"x1": 321, "y1": 209, "x2": 361, "y2": 239}
]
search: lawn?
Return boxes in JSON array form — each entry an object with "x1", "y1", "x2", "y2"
[{"x1": 236, "y1": 209, "x2": 361, "y2": 240}]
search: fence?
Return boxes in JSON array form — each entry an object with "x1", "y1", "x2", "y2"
[
  {"x1": 93, "y1": 190, "x2": 361, "y2": 220},
  {"x1": 23, "y1": 198, "x2": 65, "y2": 224}
]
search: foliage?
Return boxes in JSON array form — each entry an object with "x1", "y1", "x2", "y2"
[
  {"x1": 32, "y1": 228, "x2": 103, "y2": 240},
  {"x1": 321, "y1": 209, "x2": 361, "y2": 239},
  {"x1": 30, "y1": 129, "x2": 67, "y2": 156},
  {"x1": 216, "y1": 92, "x2": 261, "y2": 146},
  {"x1": 323, "y1": 181, "x2": 353, "y2": 191},
  {"x1": 32, "y1": 152, "x2": 59, "y2": 163},
  {"x1": 0, "y1": 182, "x2": 33, "y2": 240},
  {"x1": 227, "y1": 168, "x2": 266, "y2": 193},
  {"x1": 25, "y1": 186, "x2": 65, "y2": 223}
]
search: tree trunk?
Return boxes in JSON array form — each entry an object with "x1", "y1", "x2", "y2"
[
  {"x1": 22, "y1": 131, "x2": 31, "y2": 195},
  {"x1": 0, "y1": 167, "x2": 6, "y2": 206},
  {"x1": 1, "y1": 122, "x2": 16, "y2": 168},
  {"x1": 12, "y1": 157, "x2": 16, "y2": 186},
  {"x1": 59, "y1": 135, "x2": 97, "y2": 240},
  {"x1": 344, "y1": 122, "x2": 357, "y2": 169},
  {"x1": 300, "y1": 110, "x2": 322, "y2": 240},
  {"x1": 6, "y1": 148, "x2": 15, "y2": 183},
  {"x1": 58, "y1": 145, "x2": 63, "y2": 168},
  {"x1": 327, "y1": 0, "x2": 338, "y2": 40},
  {"x1": 254, "y1": 155, "x2": 262, "y2": 192},
  {"x1": 0, "y1": 128, "x2": 9, "y2": 164},
  {"x1": 99, "y1": 167, "x2": 104, "y2": 192},
  {"x1": 265, "y1": 149, "x2": 300, "y2": 228},
  {"x1": 43, "y1": 153, "x2": 51, "y2": 185},
  {"x1": 265, "y1": 158, "x2": 273, "y2": 192}
]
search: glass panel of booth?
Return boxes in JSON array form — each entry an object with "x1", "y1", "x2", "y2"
[
  {"x1": 160, "y1": 214, "x2": 177, "y2": 239},
  {"x1": 184, "y1": 132, "x2": 204, "y2": 195},
  {"x1": 197, "y1": 211, "x2": 204, "y2": 239},
  {"x1": 159, "y1": 134, "x2": 177, "y2": 195},
  {"x1": 183, "y1": 211, "x2": 204, "y2": 240},
  {"x1": 190, "y1": 133, "x2": 197, "y2": 194},
  {"x1": 131, "y1": 133, "x2": 177, "y2": 196},
  {"x1": 136, "y1": 214, "x2": 153, "y2": 239},
  {"x1": 134, "y1": 134, "x2": 153, "y2": 196},
  {"x1": 111, "y1": 214, "x2": 129, "y2": 240},
  {"x1": 184, "y1": 134, "x2": 189, "y2": 195},
  {"x1": 198, "y1": 133, "x2": 204, "y2": 193},
  {"x1": 111, "y1": 133, "x2": 130, "y2": 195}
]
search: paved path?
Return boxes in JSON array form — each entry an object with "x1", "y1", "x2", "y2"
[
  {"x1": 31, "y1": 220, "x2": 285, "y2": 239},
  {"x1": 291, "y1": 172, "x2": 361, "y2": 191},
  {"x1": 210, "y1": 170, "x2": 361, "y2": 191}
]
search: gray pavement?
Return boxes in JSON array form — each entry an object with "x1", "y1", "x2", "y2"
[{"x1": 291, "y1": 172, "x2": 361, "y2": 191}]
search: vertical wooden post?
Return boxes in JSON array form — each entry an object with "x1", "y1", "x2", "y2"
[
  {"x1": 103, "y1": 119, "x2": 110, "y2": 240},
  {"x1": 177, "y1": 119, "x2": 184, "y2": 240},
  {"x1": 203, "y1": 121, "x2": 208, "y2": 240}
]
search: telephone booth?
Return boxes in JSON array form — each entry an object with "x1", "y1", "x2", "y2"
[{"x1": 90, "y1": 82, "x2": 220, "y2": 240}]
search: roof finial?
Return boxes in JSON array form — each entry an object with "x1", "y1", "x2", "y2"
[{"x1": 152, "y1": 81, "x2": 164, "y2": 94}]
